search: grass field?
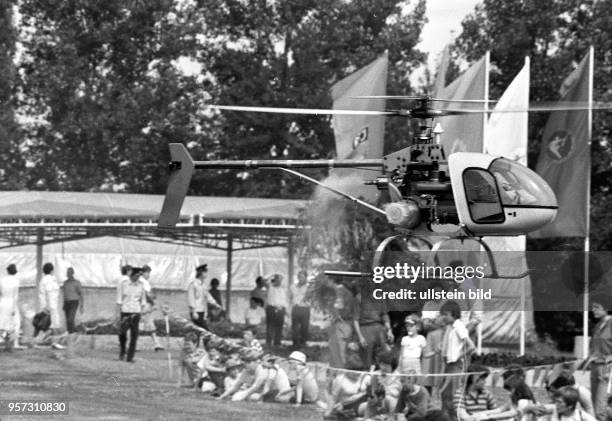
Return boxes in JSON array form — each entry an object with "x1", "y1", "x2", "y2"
[
  {"x1": 0, "y1": 334, "x2": 567, "y2": 421},
  {"x1": 0, "y1": 335, "x2": 324, "y2": 421}
]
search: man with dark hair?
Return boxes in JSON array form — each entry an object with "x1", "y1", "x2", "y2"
[
  {"x1": 266, "y1": 274, "x2": 288, "y2": 347},
  {"x1": 62, "y1": 267, "x2": 83, "y2": 333},
  {"x1": 552, "y1": 386, "x2": 597, "y2": 420},
  {"x1": 116, "y1": 267, "x2": 146, "y2": 362},
  {"x1": 140, "y1": 264, "x2": 164, "y2": 351},
  {"x1": 546, "y1": 371, "x2": 594, "y2": 416},
  {"x1": 251, "y1": 276, "x2": 268, "y2": 307},
  {"x1": 454, "y1": 364, "x2": 498, "y2": 420},
  {"x1": 208, "y1": 278, "x2": 224, "y2": 322},
  {"x1": 440, "y1": 300, "x2": 474, "y2": 420},
  {"x1": 290, "y1": 270, "x2": 310, "y2": 347},
  {"x1": 328, "y1": 277, "x2": 358, "y2": 368},
  {"x1": 354, "y1": 282, "x2": 393, "y2": 369},
  {"x1": 187, "y1": 264, "x2": 222, "y2": 330},
  {"x1": 589, "y1": 301, "x2": 612, "y2": 420},
  {"x1": 39, "y1": 262, "x2": 61, "y2": 331}
]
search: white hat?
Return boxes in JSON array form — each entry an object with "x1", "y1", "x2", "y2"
[{"x1": 288, "y1": 351, "x2": 307, "y2": 365}]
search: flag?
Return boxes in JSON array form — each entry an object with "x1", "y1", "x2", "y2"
[
  {"x1": 484, "y1": 57, "x2": 529, "y2": 163},
  {"x1": 331, "y1": 52, "x2": 388, "y2": 160},
  {"x1": 433, "y1": 44, "x2": 450, "y2": 98},
  {"x1": 531, "y1": 49, "x2": 592, "y2": 238},
  {"x1": 328, "y1": 53, "x2": 388, "y2": 201},
  {"x1": 437, "y1": 53, "x2": 489, "y2": 154},
  {"x1": 483, "y1": 57, "x2": 530, "y2": 252}
]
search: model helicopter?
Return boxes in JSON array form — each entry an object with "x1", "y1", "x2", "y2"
[{"x1": 157, "y1": 95, "x2": 596, "y2": 278}]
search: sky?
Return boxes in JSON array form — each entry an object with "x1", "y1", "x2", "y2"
[{"x1": 412, "y1": 0, "x2": 482, "y2": 86}]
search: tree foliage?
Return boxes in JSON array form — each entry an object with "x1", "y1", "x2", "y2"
[
  {"x1": 454, "y1": 0, "x2": 612, "y2": 250},
  {"x1": 193, "y1": 0, "x2": 427, "y2": 198},
  {"x1": 0, "y1": 0, "x2": 24, "y2": 189},
  {"x1": 19, "y1": 0, "x2": 212, "y2": 192},
  {"x1": 16, "y1": 0, "x2": 427, "y2": 197}
]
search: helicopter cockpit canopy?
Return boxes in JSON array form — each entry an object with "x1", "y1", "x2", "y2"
[{"x1": 449, "y1": 153, "x2": 558, "y2": 236}]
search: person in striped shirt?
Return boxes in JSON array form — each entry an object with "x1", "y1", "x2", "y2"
[{"x1": 453, "y1": 364, "x2": 498, "y2": 421}]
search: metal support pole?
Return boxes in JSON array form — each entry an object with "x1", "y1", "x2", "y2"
[
  {"x1": 36, "y1": 228, "x2": 44, "y2": 311},
  {"x1": 225, "y1": 235, "x2": 233, "y2": 320},
  {"x1": 287, "y1": 237, "x2": 295, "y2": 287}
]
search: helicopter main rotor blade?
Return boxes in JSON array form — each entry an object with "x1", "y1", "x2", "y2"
[
  {"x1": 443, "y1": 101, "x2": 612, "y2": 114},
  {"x1": 212, "y1": 105, "x2": 396, "y2": 116},
  {"x1": 352, "y1": 95, "x2": 497, "y2": 103}
]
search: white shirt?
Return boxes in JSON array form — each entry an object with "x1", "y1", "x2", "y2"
[
  {"x1": 39, "y1": 274, "x2": 60, "y2": 310},
  {"x1": 244, "y1": 306, "x2": 265, "y2": 325},
  {"x1": 400, "y1": 334, "x2": 427, "y2": 360},
  {"x1": 116, "y1": 279, "x2": 146, "y2": 313},
  {"x1": 141, "y1": 278, "x2": 151, "y2": 293},
  {"x1": 267, "y1": 284, "x2": 289, "y2": 309},
  {"x1": 291, "y1": 282, "x2": 308, "y2": 307},
  {"x1": 444, "y1": 319, "x2": 469, "y2": 363},
  {"x1": 255, "y1": 364, "x2": 291, "y2": 393},
  {"x1": 187, "y1": 279, "x2": 217, "y2": 313}
]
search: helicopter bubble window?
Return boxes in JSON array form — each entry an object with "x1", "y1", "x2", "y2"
[
  {"x1": 462, "y1": 169, "x2": 505, "y2": 223},
  {"x1": 489, "y1": 159, "x2": 556, "y2": 207}
]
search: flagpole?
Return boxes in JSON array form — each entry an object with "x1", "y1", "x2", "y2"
[
  {"x1": 582, "y1": 46, "x2": 594, "y2": 359},
  {"x1": 518, "y1": 56, "x2": 530, "y2": 357},
  {"x1": 477, "y1": 51, "x2": 490, "y2": 356}
]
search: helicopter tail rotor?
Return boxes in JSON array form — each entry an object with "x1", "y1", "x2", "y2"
[{"x1": 158, "y1": 143, "x2": 195, "y2": 229}]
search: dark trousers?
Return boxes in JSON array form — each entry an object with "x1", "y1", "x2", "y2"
[
  {"x1": 191, "y1": 312, "x2": 207, "y2": 330},
  {"x1": 359, "y1": 322, "x2": 387, "y2": 368},
  {"x1": 265, "y1": 305, "x2": 285, "y2": 346},
  {"x1": 119, "y1": 313, "x2": 140, "y2": 361},
  {"x1": 291, "y1": 306, "x2": 310, "y2": 347},
  {"x1": 63, "y1": 300, "x2": 79, "y2": 333}
]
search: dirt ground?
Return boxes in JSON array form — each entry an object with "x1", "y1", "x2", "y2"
[{"x1": 0, "y1": 335, "x2": 324, "y2": 421}]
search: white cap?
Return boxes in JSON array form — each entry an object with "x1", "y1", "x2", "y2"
[{"x1": 288, "y1": 351, "x2": 307, "y2": 365}]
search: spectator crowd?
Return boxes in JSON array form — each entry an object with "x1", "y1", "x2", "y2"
[{"x1": 2, "y1": 262, "x2": 612, "y2": 420}]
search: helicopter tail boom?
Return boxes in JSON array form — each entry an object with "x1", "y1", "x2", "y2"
[{"x1": 158, "y1": 143, "x2": 195, "y2": 229}]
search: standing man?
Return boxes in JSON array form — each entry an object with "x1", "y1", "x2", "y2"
[
  {"x1": 62, "y1": 267, "x2": 83, "y2": 333},
  {"x1": 266, "y1": 274, "x2": 289, "y2": 347},
  {"x1": 39, "y1": 262, "x2": 61, "y2": 332},
  {"x1": 353, "y1": 282, "x2": 393, "y2": 369},
  {"x1": 290, "y1": 270, "x2": 310, "y2": 348},
  {"x1": 208, "y1": 278, "x2": 224, "y2": 322},
  {"x1": 440, "y1": 300, "x2": 474, "y2": 421},
  {"x1": 140, "y1": 265, "x2": 164, "y2": 351},
  {"x1": 251, "y1": 276, "x2": 268, "y2": 307},
  {"x1": 588, "y1": 301, "x2": 612, "y2": 420},
  {"x1": 116, "y1": 267, "x2": 147, "y2": 362},
  {"x1": 0, "y1": 264, "x2": 20, "y2": 350},
  {"x1": 328, "y1": 277, "x2": 358, "y2": 368},
  {"x1": 187, "y1": 264, "x2": 222, "y2": 330}
]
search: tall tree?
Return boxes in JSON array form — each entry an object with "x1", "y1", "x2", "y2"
[
  {"x1": 194, "y1": 0, "x2": 427, "y2": 198},
  {"x1": 18, "y1": 0, "x2": 209, "y2": 192},
  {"x1": 0, "y1": 0, "x2": 24, "y2": 189},
  {"x1": 18, "y1": 0, "x2": 427, "y2": 197}
]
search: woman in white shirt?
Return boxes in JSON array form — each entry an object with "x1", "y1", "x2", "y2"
[
  {"x1": 0, "y1": 264, "x2": 20, "y2": 347},
  {"x1": 39, "y1": 262, "x2": 61, "y2": 330}
]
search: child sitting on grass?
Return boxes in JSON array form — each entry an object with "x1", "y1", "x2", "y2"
[
  {"x1": 240, "y1": 328, "x2": 263, "y2": 353},
  {"x1": 198, "y1": 340, "x2": 227, "y2": 393},
  {"x1": 223, "y1": 357, "x2": 245, "y2": 394},
  {"x1": 181, "y1": 332, "x2": 207, "y2": 387},
  {"x1": 277, "y1": 351, "x2": 320, "y2": 406}
]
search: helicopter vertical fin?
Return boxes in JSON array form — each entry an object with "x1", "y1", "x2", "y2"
[{"x1": 157, "y1": 143, "x2": 195, "y2": 229}]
